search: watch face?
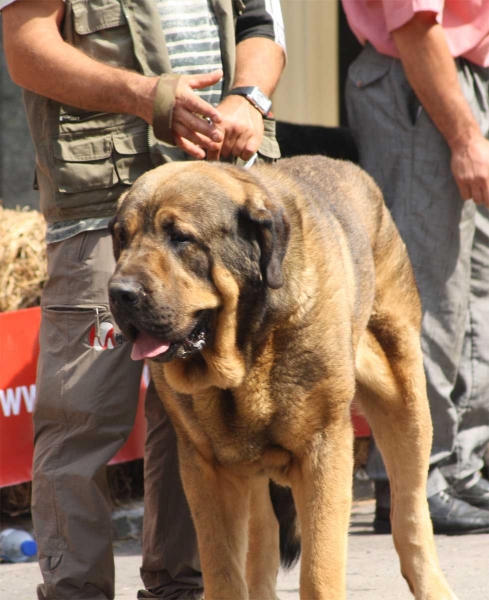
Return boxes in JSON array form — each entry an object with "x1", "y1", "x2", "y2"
[
  {"x1": 230, "y1": 86, "x2": 272, "y2": 116},
  {"x1": 249, "y1": 88, "x2": 272, "y2": 115}
]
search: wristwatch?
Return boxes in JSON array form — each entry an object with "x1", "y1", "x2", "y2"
[{"x1": 228, "y1": 86, "x2": 272, "y2": 117}]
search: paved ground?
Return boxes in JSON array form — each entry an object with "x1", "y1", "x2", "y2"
[{"x1": 1, "y1": 498, "x2": 488, "y2": 599}]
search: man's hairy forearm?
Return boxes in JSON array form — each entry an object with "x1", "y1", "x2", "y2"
[
  {"x1": 232, "y1": 37, "x2": 285, "y2": 97},
  {"x1": 2, "y1": 1, "x2": 158, "y2": 123},
  {"x1": 392, "y1": 12, "x2": 481, "y2": 151},
  {"x1": 393, "y1": 12, "x2": 489, "y2": 206}
]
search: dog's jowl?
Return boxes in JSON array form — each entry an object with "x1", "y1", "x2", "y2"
[{"x1": 109, "y1": 156, "x2": 457, "y2": 600}]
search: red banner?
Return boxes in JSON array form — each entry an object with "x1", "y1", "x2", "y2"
[{"x1": 0, "y1": 307, "x2": 146, "y2": 488}]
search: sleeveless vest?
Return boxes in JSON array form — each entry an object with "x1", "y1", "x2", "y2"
[{"x1": 23, "y1": 0, "x2": 278, "y2": 223}]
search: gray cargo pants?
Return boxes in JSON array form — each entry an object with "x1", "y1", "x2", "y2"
[
  {"x1": 33, "y1": 230, "x2": 201, "y2": 599},
  {"x1": 345, "y1": 44, "x2": 489, "y2": 497}
]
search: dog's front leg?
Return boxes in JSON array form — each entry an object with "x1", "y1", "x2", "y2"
[
  {"x1": 246, "y1": 477, "x2": 280, "y2": 599},
  {"x1": 289, "y1": 418, "x2": 354, "y2": 600},
  {"x1": 177, "y1": 439, "x2": 251, "y2": 600}
]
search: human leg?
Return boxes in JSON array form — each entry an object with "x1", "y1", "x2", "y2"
[
  {"x1": 33, "y1": 230, "x2": 143, "y2": 599},
  {"x1": 438, "y1": 61, "x2": 489, "y2": 496},
  {"x1": 440, "y1": 206, "x2": 489, "y2": 505},
  {"x1": 346, "y1": 47, "x2": 489, "y2": 531}
]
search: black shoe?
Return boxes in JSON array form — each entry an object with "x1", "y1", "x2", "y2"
[
  {"x1": 453, "y1": 477, "x2": 489, "y2": 509},
  {"x1": 428, "y1": 490, "x2": 489, "y2": 534},
  {"x1": 373, "y1": 482, "x2": 489, "y2": 535}
]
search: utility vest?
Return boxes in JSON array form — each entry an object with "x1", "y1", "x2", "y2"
[{"x1": 23, "y1": 0, "x2": 280, "y2": 223}]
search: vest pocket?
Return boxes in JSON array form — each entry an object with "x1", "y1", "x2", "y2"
[
  {"x1": 71, "y1": 0, "x2": 125, "y2": 34},
  {"x1": 70, "y1": 0, "x2": 138, "y2": 70},
  {"x1": 53, "y1": 134, "x2": 117, "y2": 193},
  {"x1": 53, "y1": 125, "x2": 152, "y2": 199},
  {"x1": 112, "y1": 128, "x2": 151, "y2": 185}
]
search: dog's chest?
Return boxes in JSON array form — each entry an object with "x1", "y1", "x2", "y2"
[{"x1": 189, "y1": 365, "x2": 312, "y2": 473}]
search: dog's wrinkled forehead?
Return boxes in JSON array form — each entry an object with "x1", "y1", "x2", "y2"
[{"x1": 118, "y1": 162, "x2": 250, "y2": 232}]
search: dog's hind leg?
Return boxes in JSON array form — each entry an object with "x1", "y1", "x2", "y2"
[
  {"x1": 246, "y1": 477, "x2": 280, "y2": 600},
  {"x1": 289, "y1": 412, "x2": 354, "y2": 600},
  {"x1": 355, "y1": 325, "x2": 457, "y2": 600},
  {"x1": 177, "y1": 439, "x2": 251, "y2": 599}
]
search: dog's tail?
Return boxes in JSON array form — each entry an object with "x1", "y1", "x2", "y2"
[{"x1": 269, "y1": 481, "x2": 301, "y2": 569}]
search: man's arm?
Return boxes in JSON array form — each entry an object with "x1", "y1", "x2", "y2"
[
  {"x1": 2, "y1": 1, "x2": 223, "y2": 158},
  {"x1": 200, "y1": 36, "x2": 285, "y2": 162},
  {"x1": 392, "y1": 12, "x2": 489, "y2": 206},
  {"x1": 216, "y1": 36, "x2": 285, "y2": 160},
  {"x1": 197, "y1": 0, "x2": 286, "y2": 162}
]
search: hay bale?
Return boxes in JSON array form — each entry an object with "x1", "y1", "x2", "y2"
[{"x1": 0, "y1": 206, "x2": 47, "y2": 312}]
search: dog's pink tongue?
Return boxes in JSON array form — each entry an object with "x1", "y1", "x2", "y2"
[{"x1": 131, "y1": 332, "x2": 170, "y2": 361}]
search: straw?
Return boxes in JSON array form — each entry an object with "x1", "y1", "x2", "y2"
[{"x1": 0, "y1": 207, "x2": 47, "y2": 312}]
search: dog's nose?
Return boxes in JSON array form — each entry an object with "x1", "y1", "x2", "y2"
[{"x1": 109, "y1": 280, "x2": 144, "y2": 306}]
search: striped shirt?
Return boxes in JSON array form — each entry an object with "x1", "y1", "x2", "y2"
[{"x1": 157, "y1": 0, "x2": 224, "y2": 107}]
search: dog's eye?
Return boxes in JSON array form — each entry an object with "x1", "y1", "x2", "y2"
[
  {"x1": 117, "y1": 227, "x2": 127, "y2": 247},
  {"x1": 169, "y1": 230, "x2": 194, "y2": 246}
]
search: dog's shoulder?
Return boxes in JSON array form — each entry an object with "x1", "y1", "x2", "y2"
[{"x1": 264, "y1": 156, "x2": 394, "y2": 255}]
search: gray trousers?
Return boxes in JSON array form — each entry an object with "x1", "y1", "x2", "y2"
[
  {"x1": 33, "y1": 230, "x2": 201, "y2": 599},
  {"x1": 346, "y1": 45, "x2": 489, "y2": 497}
]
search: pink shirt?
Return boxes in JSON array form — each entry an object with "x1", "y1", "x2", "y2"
[{"x1": 342, "y1": 0, "x2": 489, "y2": 67}]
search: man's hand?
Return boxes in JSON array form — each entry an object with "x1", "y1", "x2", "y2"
[
  {"x1": 204, "y1": 36, "x2": 284, "y2": 162},
  {"x1": 171, "y1": 70, "x2": 224, "y2": 160},
  {"x1": 450, "y1": 135, "x2": 489, "y2": 207},
  {"x1": 206, "y1": 94, "x2": 264, "y2": 162}
]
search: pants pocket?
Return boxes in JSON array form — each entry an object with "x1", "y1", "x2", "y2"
[{"x1": 37, "y1": 304, "x2": 142, "y2": 421}]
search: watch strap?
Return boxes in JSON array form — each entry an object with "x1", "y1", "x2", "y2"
[{"x1": 228, "y1": 86, "x2": 272, "y2": 117}]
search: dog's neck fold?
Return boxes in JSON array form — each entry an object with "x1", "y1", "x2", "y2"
[{"x1": 163, "y1": 264, "x2": 246, "y2": 395}]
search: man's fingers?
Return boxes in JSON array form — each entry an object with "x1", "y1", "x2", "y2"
[
  {"x1": 225, "y1": 133, "x2": 260, "y2": 161},
  {"x1": 482, "y1": 181, "x2": 489, "y2": 208},
  {"x1": 178, "y1": 71, "x2": 223, "y2": 123},
  {"x1": 457, "y1": 175, "x2": 489, "y2": 206},
  {"x1": 206, "y1": 147, "x2": 221, "y2": 162},
  {"x1": 457, "y1": 181, "x2": 473, "y2": 202},
  {"x1": 219, "y1": 133, "x2": 237, "y2": 158},
  {"x1": 172, "y1": 120, "x2": 222, "y2": 154},
  {"x1": 475, "y1": 174, "x2": 489, "y2": 207},
  {"x1": 186, "y1": 69, "x2": 223, "y2": 90},
  {"x1": 180, "y1": 93, "x2": 222, "y2": 124},
  {"x1": 237, "y1": 135, "x2": 259, "y2": 161},
  {"x1": 173, "y1": 107, "x2": 223, "y2": 143},
  {"x1": 472, "y1": 183, "x2": 489, "y2": 207},
  {"x1": 173, "y1": 133, "x2": 206, "y2": 160},
  {"x1": 451, "y1": 136, "x2": 489, "y2": 206}
]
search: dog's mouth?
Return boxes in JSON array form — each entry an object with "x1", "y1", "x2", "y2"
[{"x1": 130, "y1": 311, "x2": 213, "y2": 363}]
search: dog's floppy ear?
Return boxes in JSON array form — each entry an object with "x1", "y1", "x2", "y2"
[
  {"x1": 108, "y1": 215, "x2": 122, "y2": 260},
  {"x1": 108, "y1": 189, "x2": 131, "y2": 260},
  {"x1": 242, "y1": 193, "x2": 290, "y2": 289}
]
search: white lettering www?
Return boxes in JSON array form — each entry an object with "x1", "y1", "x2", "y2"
[{"x1": 0, "y1": 385, "x2": 36, "y2": 417}]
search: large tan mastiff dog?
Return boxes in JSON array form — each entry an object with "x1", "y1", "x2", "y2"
[{"x1": 108, "y1": 156, "x2": 456, "y2": 599}]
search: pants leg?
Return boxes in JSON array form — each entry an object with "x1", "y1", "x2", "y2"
[
  {"x1": 441, "y1": 206, "x2": 489, "y2": 487},
  {"x1": 140, "y1": 381, "x2": 203, "y2": 598},
  {"x1": 439, "y1": 62, "x2": 489, "y2": 486},
  {"x1": 33, "y1": 230, "x2": 143, "y2": 600},
  {"x1": 345, "y1": 47, "x2": 487, "y2": 496}
]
